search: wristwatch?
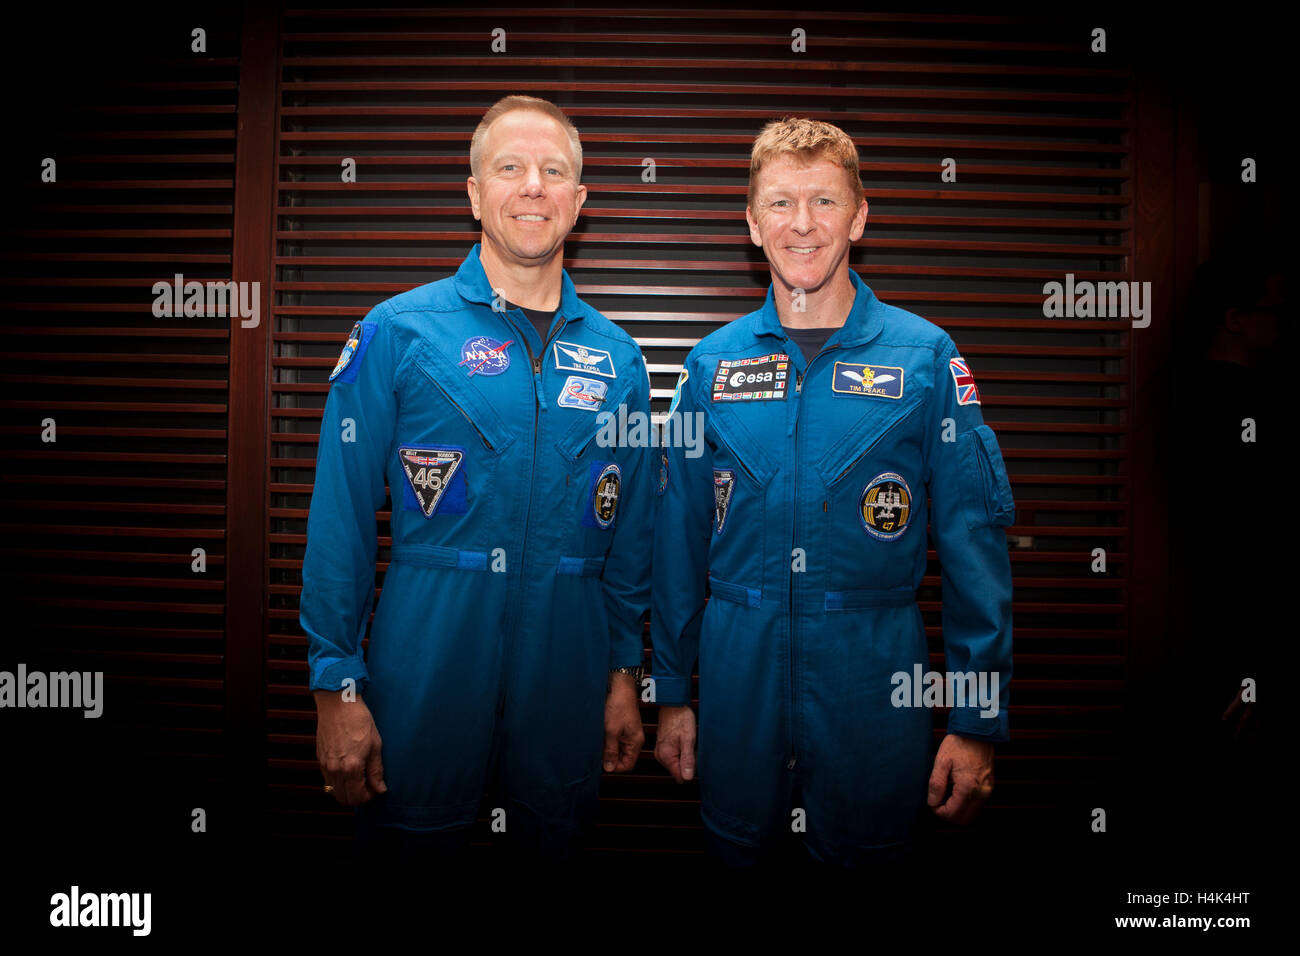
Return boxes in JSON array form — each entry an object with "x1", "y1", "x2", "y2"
[{"x1": 607, "y1": 664, "x2": 644, "y2": 691}]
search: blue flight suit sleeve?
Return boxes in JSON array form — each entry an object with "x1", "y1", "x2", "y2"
[
  {"x1": 649, "y1": 357, "x2": 713, "y2": 706},
  {"x1": 300, "y1": 302, "x2": 398, "y2": 694},
  {"x1": 602, "y1": 350, "x2": 655, "y2": 670},
  {"x1": 924, "y1": 339, "x2": 1015, "y2": 740}
]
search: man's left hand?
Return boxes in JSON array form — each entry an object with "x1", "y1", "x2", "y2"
[
  {"x1": 927, "y1": 734, "x2": 995, "y2": 824},
  {"x1": 603, "y1": 672, "x2": 645, "y2": 773}
]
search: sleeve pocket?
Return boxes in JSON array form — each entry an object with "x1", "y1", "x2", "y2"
[{"x1": 962, "y1": 424, "x2": 1015, "y2": 531}]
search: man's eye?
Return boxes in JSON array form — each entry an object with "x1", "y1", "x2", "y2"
[
  {"x1": 771, "y1": 200, "x2": 790, "y2": 207},
  {"x1": 546, "y1": 168, "x2": 561, "y2": 175},
  {"x1": 502, "y1": 164, "x2": 517, "y2": 171}
]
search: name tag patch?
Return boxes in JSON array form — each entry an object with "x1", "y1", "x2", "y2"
[
  {"x1": 554, "y1": 340, "x2": 617, "y2": 379},
  {"x1": 399, "y1": 446, "x2": 466, "y2": 517},
  {"x1": 831, "y1": 362, "x2": 904, "y2": 399},
  {"x1": 557, "y1": 375, "x2": 608, "y2": 411},
  {"x1": 712, "y1": 354, "x2": 789, "y2": 402}
]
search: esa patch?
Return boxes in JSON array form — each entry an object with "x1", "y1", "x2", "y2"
[
  {"x1": 459, "y1": 335, "x2": 512, "y2": 377},
  {"x1": 711, "y1": 354, "x2": 789, "y2": 402},
  {"x1": 583, "y1": 462, "x2": 622, "y2": 529},
  {"x1": 399, "y1": 447, "x2": 466, "y2": 517},
  {"x1": 667, "y1": 367, "x2": 688, "y2": 416},
  {"x1": 713, "y1": 468, "x2": 734, "y2": 534},
  {"x1": 831, "y1": 361, "x2": 904, "y2": 399},
  {"x1": 557, "y1": 375, "x2": 608, "y2": 411},
  {"x1": 859, "y1": 471, "x2": 912, "y2": 541},
  {"x1": 330, "y1": 320, "x2": 377, "y2": 384},
  {"x1": 554, "y1": 340, "x2": 616, "y2": 379},
  {"x1": 949, "y1": 356, "x2": 981, "y2": 406}
]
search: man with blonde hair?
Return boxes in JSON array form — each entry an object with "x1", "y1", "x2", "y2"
[
  {"x1": 301, "y1": 95, "x2": 651, "y2": 861},
  {"x1": 652, "y1": 117, "x2": 1015, "y2": 866}
]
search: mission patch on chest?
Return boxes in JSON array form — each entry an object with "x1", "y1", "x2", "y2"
[{"x1": 711, "y1": 353, "x2": 790, "y2": 402}]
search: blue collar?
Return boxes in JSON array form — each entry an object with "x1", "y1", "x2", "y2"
[
  {"x1": 753, "y1": 267, "x2": 884, "y2": 348},
  {"x1": 452, "y1": 242, "x2": 586, "y2": 323}
]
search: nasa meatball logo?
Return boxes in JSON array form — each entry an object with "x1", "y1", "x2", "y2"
[
  {"x1": 591, "y1": 463, "x2": 622, "y2": 529},
  {"x1": 859, "y1": 471, "x2": 912, "y2": 541},
  {"x1": 458, "y1": 335, "x2": 512, "y2": 377}
]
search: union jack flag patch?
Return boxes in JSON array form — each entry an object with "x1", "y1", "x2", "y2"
[{"x1": 949, "y1": 356, "x2": 981, "y2": 406}]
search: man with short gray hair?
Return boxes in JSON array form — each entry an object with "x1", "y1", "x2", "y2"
[{"x1": 301, "y1": 95, "x2": 652, "y2": 860}]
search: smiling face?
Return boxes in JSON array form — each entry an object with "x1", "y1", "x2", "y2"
[
  {"x1": 467, "y1": 109, "x2": 587, "y2": 266},
  {"x1": 745, "y1": 153, "x2": 867, "y2": 297}
]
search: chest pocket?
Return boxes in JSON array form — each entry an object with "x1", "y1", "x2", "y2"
[
  {"x1": 814, "y1": 395, "x2": 925, "y2": 489},
  {"x1": 411, "y1": 339, "x2": 515, "y2": 456},
  {"x1": 707, "y1": 404, "x2": 779, "y2": 490}
]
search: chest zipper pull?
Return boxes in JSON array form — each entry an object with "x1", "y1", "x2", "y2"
[{"x1": 796, "y1": 372, "x2": 802, "y2": 394}]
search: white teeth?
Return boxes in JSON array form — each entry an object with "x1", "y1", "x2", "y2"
[
  {"x1": 514, "y1": 215, "x2": 546, "y2": 221},
  {"x1": 790, "y1": 247, "x2": 816, "y2": 254}
]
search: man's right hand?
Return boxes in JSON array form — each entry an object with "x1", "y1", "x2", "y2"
[
  {"x1": 654, "y1": 704, "x2": 697, "y2": 783},
  {"x1": 314, "y1": 689, "x2": 387, "y2": 806}
]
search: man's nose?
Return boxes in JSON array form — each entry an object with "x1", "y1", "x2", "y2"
[
  {"x1": 791, "y1": 201, "x2": 815, "y2": 233},
  {"x1": 520, "y1": 164, "x2": 546, "y2": 195}
]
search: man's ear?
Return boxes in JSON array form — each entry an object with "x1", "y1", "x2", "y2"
[
  {"x1": 466, "y1": 176, "x2": 481, "y2": 220},
  {"x1": 745, "y1": 205, "x2": 762, "y2": 247},
  {"x1": 849, "y1": 198, "x2": 868, "y2": 242}
]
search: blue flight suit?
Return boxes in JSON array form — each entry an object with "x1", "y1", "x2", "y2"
[
  {"x1": 652, "y1": 270, "x2": 1014, "y2": 864},
  {"x1": 300, "y1": 243, "x2": 652, "y2": 847}
]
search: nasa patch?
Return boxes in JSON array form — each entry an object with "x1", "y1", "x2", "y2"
[
  {"x1": 713, "y1": 468, "x2": 734, "y2": 534},
  {"x1": 711, "y1": 354, "x2": 790, "y2": 402},
  {"x1": 557, "y1": 375, "x2": 608, "y2": 411},
  {"x1": 330, "y1": 320, "x2": 377, "y2": 385},
  {"x1": 831, "y1": 361, "x2": 904, "y2": 399},
  {"x1": 554, "y1": 340, "x2": 616, "y2": 379},
  {"x1": 859, "y1": 471, "x2": 912, "y2": 541},
  {"x1": 949, "y1": 356, "x2": 981, "y2": 406},
  {"x1": 459, "y1": 335, "x2": 512, "y2": 377},
  {"x1": 584, "y1": 462, "x2": 622, "y2": 529},
  {"x1": 399, "y1": 447, "x2": 465, "y2": 517}
]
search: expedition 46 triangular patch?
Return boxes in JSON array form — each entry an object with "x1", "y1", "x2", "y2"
[{"x1": 399, "y1": 447, "x2": 464, "y2": 517}]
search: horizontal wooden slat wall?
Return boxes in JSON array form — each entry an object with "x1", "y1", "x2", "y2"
[
  {"x1": 0, "y1": 11, "x2": 242, "y2": 826},
  {"x1": 265, "y1": 5, "x2": 1132, "y2": 855}
]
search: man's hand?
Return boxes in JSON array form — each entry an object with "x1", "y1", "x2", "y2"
[
  {"x1": 927, "y1": 733, "x2": 995, "y2": 824},
  {"x1": 603, "y1": 672, "x2": 645, "y2": 773},
  {"x1": 314, "y1": 689, "x2": 387, "y2": 806},
  {"x1": 654, "y1": 704, "x2": 697, "y2": 782}
]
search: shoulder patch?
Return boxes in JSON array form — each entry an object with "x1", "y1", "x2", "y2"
[
  {"x1": 667, "y1": 367, "x2": 689, "y2": 416},
  {"x1": 330, "y1": 320, "x2": 377, "y2": 384},
  {"x1": 949, "y1": 356, "x2": 981, "y2": 406}
]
